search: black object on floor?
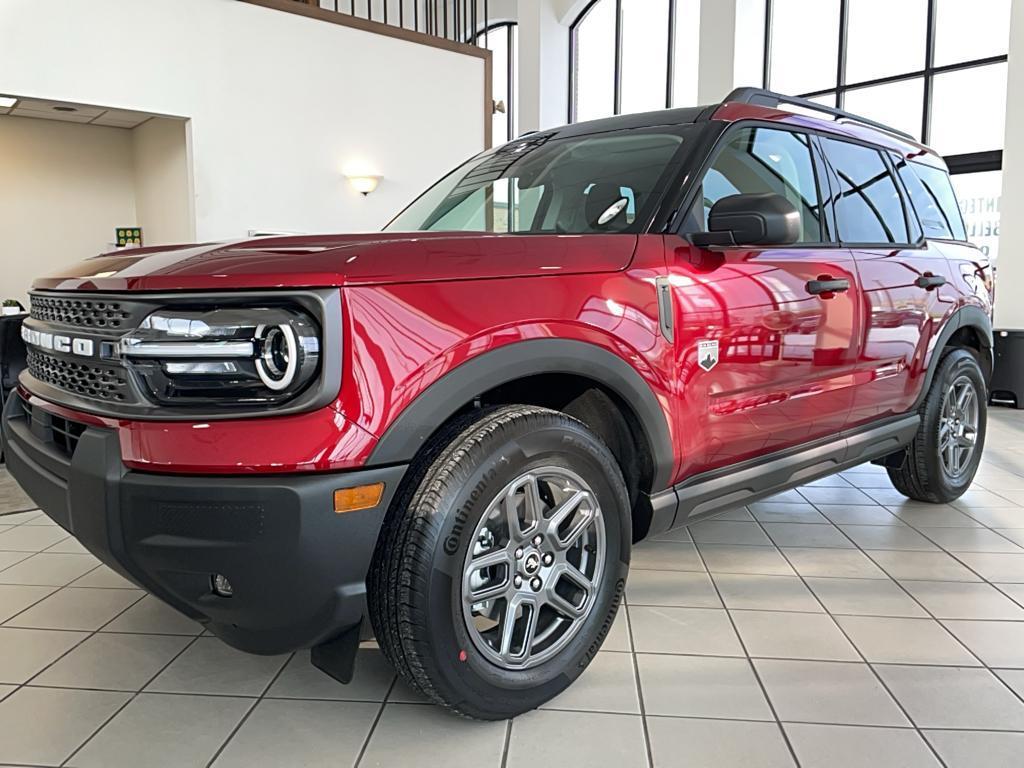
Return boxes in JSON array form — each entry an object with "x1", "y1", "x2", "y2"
[
  {"x1": 0, "y1": 312, "x2": 28, "y2": 463},
  {"x1": 990, "y1": 329, "x2": 1024, "y2": 409}
]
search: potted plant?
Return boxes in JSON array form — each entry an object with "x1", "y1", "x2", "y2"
[{"x1": 2, "y1": 299, "x2": 22, "y2": 316}]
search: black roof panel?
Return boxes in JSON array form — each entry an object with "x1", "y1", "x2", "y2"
[{"x1": 513, "y1": 105, "x2": 712, "y2": 144}]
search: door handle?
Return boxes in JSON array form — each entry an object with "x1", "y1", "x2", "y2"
[
  {"x1": 806, "y1": 278, "x2": 850, "y2": 296},
  {"x1": 915, "y1": 274, "x2": 946, "y2": 290}
]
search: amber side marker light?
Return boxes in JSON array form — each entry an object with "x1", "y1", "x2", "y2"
[{"x1": 334, "y1": 482, "x2": 385, "y2": 513}]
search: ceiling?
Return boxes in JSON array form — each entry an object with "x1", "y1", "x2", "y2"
[{"x1": 0, "y1": 96, "x2": 157, "y2": 128}]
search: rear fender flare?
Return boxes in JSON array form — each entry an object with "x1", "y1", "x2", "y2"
[{"x1": 913, "y1": 305, "x2": 993, "y2": 410}]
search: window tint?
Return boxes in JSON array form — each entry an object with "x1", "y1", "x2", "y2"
[
  {"x1": 690, "y1": 127, "x2": 824, "y2": 243},
  {"x1": 931, "y1": 62, "x2": 1008, "y2": 155},
  {"x1": 570, "y1": 0, "x2": 702, "y2": 121},
  {"x1": 768, "y1": 0, "x2": 840, "y2": 95},
  {"x1": 934, "y1": 0, "x2": 1011, "y2": 67},
  {"x1": 620, "y1": 0, "x2": 670, "y2": 115},
  {"x1": 845, "y1": 0, "x2": 927, "y2": 84},
  {"x1": 908, "y1": 162, "x2": 968, "y2": 241},
  {"x1": 822, "y1": 138, "x2": 910, "y2": 244}
]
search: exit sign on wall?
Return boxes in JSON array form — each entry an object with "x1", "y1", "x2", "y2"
[{"x1": 116, "y1": 227, "x2": 143, "y2": 246}]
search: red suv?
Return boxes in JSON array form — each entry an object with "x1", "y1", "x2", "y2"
[{"x1": 1, "y1": 88, "x2": 993, "y2": 719}]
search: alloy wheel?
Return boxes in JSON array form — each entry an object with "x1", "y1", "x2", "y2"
[
  {"x1": 939, "y1": 374, "x2": 980, "y2": 479},
  {"x1": 460, "y1": 467, "x2": 606, "y2": 670}
]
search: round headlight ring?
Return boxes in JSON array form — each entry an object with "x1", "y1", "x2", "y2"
[{"x1": 256, "y1": 323, "x2": 299, "y2": 391}]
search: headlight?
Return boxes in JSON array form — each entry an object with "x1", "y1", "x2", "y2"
[{"x1": 121, "y1": 307, "x2": 321, "y2": 406}]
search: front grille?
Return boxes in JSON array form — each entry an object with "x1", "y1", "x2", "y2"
[
  {"x1": 25, "y1": 291, "x2": 154, "y2": 409},
  {"x1": 17, "y1": 395, "x2": 87, "y2": 458},
  {"x1": 30, "y1": 296, "x2": 134, "y2": 329},
  {"x1": 27, "y1": 349, "x2": 130, "y2": 402}
]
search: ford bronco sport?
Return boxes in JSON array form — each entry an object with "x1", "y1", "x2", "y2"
[{"x1": 1, "y1": 88, "x2": 993, "y2": 719}]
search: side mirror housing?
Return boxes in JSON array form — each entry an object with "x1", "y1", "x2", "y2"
[{"x1": 690, "y1": 192, "x2": 802, "y2": 247}]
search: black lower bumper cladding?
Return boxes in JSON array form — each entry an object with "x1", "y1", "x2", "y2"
[{"x1": 0, "y1": 391, "x2": 406, "y2": 656}]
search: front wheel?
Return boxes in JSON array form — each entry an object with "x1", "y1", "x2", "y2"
[
  {"x1": 368, "y1": 405, "x2": 630, "y2": 719},
  {"x1": 888, "y1": 348, "x2": 987, "y2": 503}
]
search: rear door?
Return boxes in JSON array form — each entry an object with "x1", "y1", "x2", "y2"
[
  {"x1": 818, "y1": 138, "x2": 957, "y2": 425},
  {"x1": 667, "y1": 124, "x2": 862, "y2": 478}
]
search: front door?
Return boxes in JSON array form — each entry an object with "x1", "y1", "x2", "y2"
[{"x1": 668, "y1": 125, "x2": 861, "y2": 480}]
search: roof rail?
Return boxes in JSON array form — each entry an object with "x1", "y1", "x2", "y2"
[{"x1": 719, "y1": 87, "x2": 917, "y2": 142}]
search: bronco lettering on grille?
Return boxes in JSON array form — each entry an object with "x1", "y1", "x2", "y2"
[{"x1": 22, "y1": 327, "x2": 95, "y2": 358}]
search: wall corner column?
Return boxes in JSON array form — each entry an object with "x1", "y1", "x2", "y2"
[
  {"x1": 994, "y1": 0, "x2": 1024, "y2": 329},
  {"x1": 517, "y1": 0, "x2": 569, "y2": 133},
  {"x1": 697, "y1": 0, "x2": 766, "y2": 104}
]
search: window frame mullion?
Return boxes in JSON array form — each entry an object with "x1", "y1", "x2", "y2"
[
  {"x1": 836, "y1": 0, "x2": 849, "y2": 109},
  {"x1": 922, "y1": 0, "x2": 938, "y2": 145},
  {"x1": 666, "y1": 0, "x2": 676, "y2": 108},
  {"x1": 507, "y1": 21, "x2": 515, "y2": 141},
  {"x1": 613, "y1": 0, "x2": 623, "y2": 115}
]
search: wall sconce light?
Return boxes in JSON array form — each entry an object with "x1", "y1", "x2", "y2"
[{"x1": 346, "y1": 174, "x2": 381, "y2": 196}]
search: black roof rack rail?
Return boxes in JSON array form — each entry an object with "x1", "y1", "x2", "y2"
[{"x1": 719, "y1": 87, "x2": 917, "y2": 142}]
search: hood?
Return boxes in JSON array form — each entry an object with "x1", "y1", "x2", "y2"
[{"x1": 31, "y1": 232, "x2": 638, "y2": 293}]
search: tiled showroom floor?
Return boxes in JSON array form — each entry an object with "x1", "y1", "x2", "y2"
[{"x1": 4, "y1": 412, "x2": 1024, "y2": 767}]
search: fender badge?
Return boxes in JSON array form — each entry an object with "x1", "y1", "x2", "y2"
[{"x1": 698, "y1": 339, "x2": 719, "y2": 372}]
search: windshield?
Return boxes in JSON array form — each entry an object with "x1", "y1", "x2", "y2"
[{"x1": 385, "y1": 127, "x2": 692, "y2": 234}]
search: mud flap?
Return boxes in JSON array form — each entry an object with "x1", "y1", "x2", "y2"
[
  {"x1": 311, "y1": 621, "x2": 362, "y2": 684},
  {"x1": 872, "y1": 448, "x2": 909, "y2": 470}
]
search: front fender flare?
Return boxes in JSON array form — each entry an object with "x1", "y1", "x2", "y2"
[{"x1": 366, "y1": 338, "x2": 675, "y2": 491}]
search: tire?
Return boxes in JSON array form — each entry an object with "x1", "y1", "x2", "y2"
[
  {"x1": 367, "y1": 405, "x2": 630, "y2": 719},
  {"x1": 888, "y1": 348, "x2": 987, "y2": 503}
]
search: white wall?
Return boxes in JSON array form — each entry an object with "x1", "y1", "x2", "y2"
[
  {"x1": 995, "y1": 0, "x2": 1024, "y2": 328},
  {"x1": 0, "y1": 0, "x2": 487, "y2": 240},
  {"x1": 0, "y1": 117, "x2": 138, "y2": 306},
  {"x1": 132, "y1": 118, "x2": 195, "y2": 247}
]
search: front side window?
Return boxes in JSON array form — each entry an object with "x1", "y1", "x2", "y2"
[
  {"x1": 687, "y1": 126, "x2": 824, "y2": 243},
  {"x1": 386, "y1": 129, "x2": 690, "y2": 234},
  {"x1": 822, "y1": 138, "x2": 910, "y2": 244}
]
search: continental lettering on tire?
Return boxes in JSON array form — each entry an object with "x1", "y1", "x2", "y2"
[
  {"x1": 443, "y1": 465, "x2": 499, "y2": 555},
  {"x1": 580, "y1": 577, "x2": 626, "y2": 669}
]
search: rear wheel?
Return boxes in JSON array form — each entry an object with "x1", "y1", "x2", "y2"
[
  {"x1": 368, "y1": 405, "x2": 630, "y2": 719},
  {"x1": 888, "y1": 349, "x2": 987, "y2": 503}
]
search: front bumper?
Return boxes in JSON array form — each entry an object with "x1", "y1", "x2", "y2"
[{"x1": 1, "y1": 391, "x2": 406, "y2": 654}]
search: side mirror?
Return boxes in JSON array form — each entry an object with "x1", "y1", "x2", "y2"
[{"x1": 690, "y1": 192, "x2": 802, "y2": 247}]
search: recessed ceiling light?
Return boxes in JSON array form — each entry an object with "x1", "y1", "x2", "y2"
[
  {"x1": 53, "y1": 106, "x2": 78, "y2": 113},
  {"x1": 0, "y1": 96, "x2": 17, "y2": 109}
]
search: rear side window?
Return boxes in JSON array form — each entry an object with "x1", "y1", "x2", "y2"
[
  {"x1": 691, "y1": 126, "x2": 825, "y2": 243},
  {"x1": 822, "y1": 138, "x2": 911, "y2": 245},
  {"x1": 897, "y1": 160, "x2": 968, "y2": 241}
]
